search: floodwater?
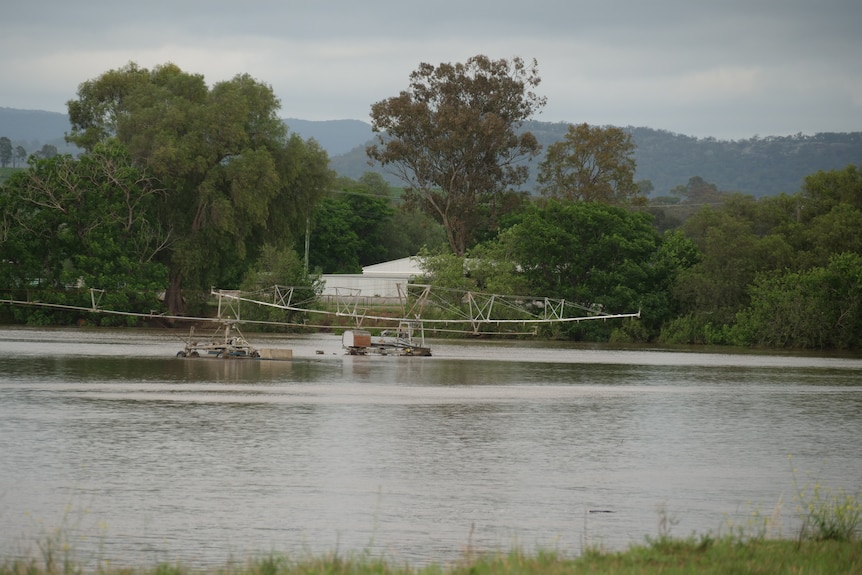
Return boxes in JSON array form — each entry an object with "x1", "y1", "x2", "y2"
[{"x1": 0, "y1": 326, "x2": 861, "y2": 567}]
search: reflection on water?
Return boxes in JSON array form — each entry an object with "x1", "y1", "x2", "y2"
[{"x1": 0, "y1": 327, "x2": 861, "y2": 567}]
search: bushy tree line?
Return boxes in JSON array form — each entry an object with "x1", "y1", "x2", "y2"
[
  {"x1": 412, "y1": 164, "x2": 862, "y2": 349},
  {"x1": 1, "y1": 62, "x2": 332, "y2": 325},
  {"x1": 366, "y1": 55, "x2": 862, "y2": 349},
  {"x1": 2, "y1": 56, "x2": 860, "y2": 349},
  {"x1": 415, "y1": 202, "x2": 697, "y2": 342},
  {"x1": 0, "y1": 62, "x2": 446, "y2": 327},
  {"x1": 663, "y1": 165, "x2": 862, "y2": 348}
]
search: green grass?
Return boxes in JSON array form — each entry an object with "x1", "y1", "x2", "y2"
[
  {"x1": 2, "y1": 538, "x2": 862, "y2": 575},
  {"x1": 789, "y1": 456, "x2": 862, "y2": 543},
  {"x1": 3, "y1": 462, "x2": 858, "y2": 574}
]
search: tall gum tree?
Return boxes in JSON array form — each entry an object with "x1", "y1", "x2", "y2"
[
  {"x1": 367, "y1": 55, "x2": 546, "y2": 256},
  {"x1": 538, "y1": 123, "x2": 642, "y2": 205},
  {"x1": 66, "y1": 63, "x2": 331, "y2": 315}
]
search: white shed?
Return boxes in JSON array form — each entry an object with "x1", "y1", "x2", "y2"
[{"x1": 320, "y1": 257, "x2": 423, "y2": 301}]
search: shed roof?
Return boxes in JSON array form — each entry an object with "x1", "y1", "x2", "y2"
[{"x1": 361, "y1": 256, "x2": 422, "y2": 277}]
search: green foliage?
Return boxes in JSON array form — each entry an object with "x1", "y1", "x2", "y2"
[
  {"x1": 802, "y1": 204, "x2": 862, "y2": 266},
  {"x1": 670, "y1": 176, "x2": 725, "y2": 204},
  {"x1": 268, "y1": 134, "x2": 334, "y2": 245},
  {"x1": 0, "y1": 166, "x2": 20, "y2": 183},
  {"x1": 0, "y1": 141, "x2": 168, "y2": 324},
  {"x1": 800, "y1": 163, "x2": 862, "y2": 216},
  {"x1": 385, "y1": 209, "x2": 448, "y2": 260},
  {"x1": 368, "y1": 55, "x2": 545, "y2": 256},
  {"x1": 674, "y1": 201, "x2": 795, "y2": 325},
  {"x1": 664, "y1": 195, "x2": 798, "y2": 343},
  {"x1": 308, "y1": 196, "x2": 363, "y2": 273},
  {"x1": 415, "y1": 247, "x2": 475, "y2": 294},
  {"x1": 337, "y1": 188, "x2": 396, "y2": 266},
  {"x1": 659, "y1": 314, "x2": 729, "y2": 345},
  {"x1": 790, "y1": 456, "x2": 862, "y2": 542},
  {"x1": 241, "y1": 245, "x2": 319, "y2": 293},
  {"x1": 0, "y1": 136, "x2": 11, "y2": 168},
  {"x1": 731, "y1": 252, "x2": 862, "y2": 349},
  {"x1": 795, "y1": 166, "x2": 862, "y2": 268},
  {"x1": 356, "y1": 173, "x2": 450, "y2": 258},
  {"x1": 410, "y1": 247, "x2": 523, "y2": 330},
  {"x1": 309, "y1": 176, "x2": 446, "y2": 273},
  {"x1": 608, "y1": 318, "x2": 651, "y2": 343},
  {"x1": 463, "y1": 242, "x2": 532, "y2": 297},
  {"x1": 493, "y1": 200, "x2": 665, "y2": 339},
  {"x1": 236, "y1": 244, "x2": 321, "y2": 330},
  {"x1": 644, "y1": 176, "x2": 738, "y2": 233},
  {"x1": 416, "y1": 201, "x2": 672, "y2": 341},
  {"x1": 65, "y1": 62, "x2": 332, "y2": 315},
  {"x1": 796, "y1": 482, "x2": 862, "y2": 542},
  {"x1": 538, "y1": 123, "x2": 641, "y2": 204},
  {"x1": 4, "y1": 538, "x2": 862, "y2": 575},
  {"x1": 659, "y1": 164, "x2": 862, "y2": 349}
]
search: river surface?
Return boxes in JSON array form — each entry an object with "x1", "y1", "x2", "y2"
[{"x1": 1, "y1": 326, "x2": 861, "y2": 567}]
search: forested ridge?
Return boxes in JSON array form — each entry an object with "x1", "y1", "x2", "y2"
[
  {"x1": 334, "y1": 122, "x2": 862, "y2": 197},
  {"x1": 2, "y1": 59, "x2": 862, "y2": 350},
  {"x1": 3, "y1": 106, "x2": 861, "y2": 197},
  {"x1": 626, "y1": 127, "x2": 862, "y2": 197}
]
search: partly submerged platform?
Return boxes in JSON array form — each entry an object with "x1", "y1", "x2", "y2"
[
  {"x1": 342, "y1": 329, "x2": 432, "y2": 357},
  {"x1": 176, "y1": 346, "x2": 293, "y2": 361},
  {"x1": 177, "y1": 324, "x2": 293, "y2": 360}
]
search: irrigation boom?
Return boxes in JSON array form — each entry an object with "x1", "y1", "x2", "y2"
[
  {"x1": 2, "y1": 283, "x2": 641, "y2": 357},
  {"x1": 213, "y1": 283, "x2": 641, "y2": 333}
]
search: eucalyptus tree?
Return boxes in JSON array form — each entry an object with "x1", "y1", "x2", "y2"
[
  {"x1": 66, "y1": 63, "x2": 332, "y2": 315},
  {"x1": 39, "y1": 145, "x2": 60, "y2": 159},
  {"x1": 0, "y1": 137, "x2": 11, "y2": 167},
  {"x1": 367, "y1": 55, "x2": 546, "y2": 256},
  {"x1": 537, "y1": 123, "x2": 641, "y2": 204},
  {"x1": 14, "y1": 146, "x2": 27, "y2": 167}
]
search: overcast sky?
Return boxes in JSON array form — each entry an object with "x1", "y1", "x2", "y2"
[{"x1": 2, "y1": 0, "x2": 860, "y2": 140}]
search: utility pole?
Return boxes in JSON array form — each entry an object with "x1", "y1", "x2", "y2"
[{"x1": 303, "y1": 215, "x2": 310, "y2": 275}]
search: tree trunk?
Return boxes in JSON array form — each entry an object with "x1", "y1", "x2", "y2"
[{"x1": 165, "y1": 269, "x2": 185, "y2": 317}]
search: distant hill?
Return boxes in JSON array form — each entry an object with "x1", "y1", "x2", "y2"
[
  {"x1": 336, "y1": 121, "x2": 862, "y2": 197},
  {"x1": 3, "y1": 107, "x2": 860, "y2": 197},
  {"x1": 283, "y1": 118, "x2": 373, "y2": 156},
  {"x1": 0, "y1": 107, "x2": 69, "y2": 141},
  {"x1": 0, "y1": 108, "x2": 373, "y2": 161},
  {"x1": 624, "y1": 127, "x2": 862, "y2": 196},
  {"x1": 0, "y1": 107, "x2": 79, "y2": 155}
]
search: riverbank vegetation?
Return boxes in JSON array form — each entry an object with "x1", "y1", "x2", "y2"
[
  {"x1": 3, "y1": 468, "x2": 859, "y2": 575},
  {"x1": 3, "y1": 538, "x2": 860, "y2": 575},
  {"x1": 2, "y1": 59, "x2": 862, "y2": 350}
]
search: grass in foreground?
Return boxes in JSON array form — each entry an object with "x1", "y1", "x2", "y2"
[
  {"x1": 4, "y1": 460, "x2": 858, "y2": 574},
  {"x1": 2, "y1": 538, "x2": 862, "y2": 575}
]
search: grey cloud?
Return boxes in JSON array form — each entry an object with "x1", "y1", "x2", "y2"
[{"x1": 2, "y1": 0, "x2": 860, "y2": 138}]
